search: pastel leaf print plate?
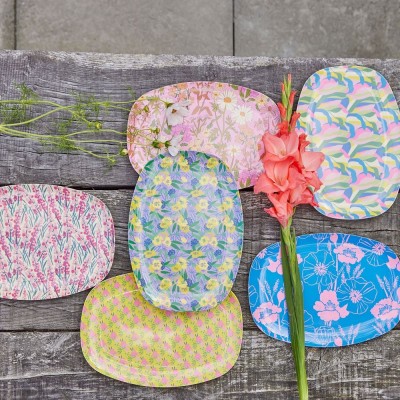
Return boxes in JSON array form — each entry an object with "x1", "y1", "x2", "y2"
[
  {"x1": 81, "y1": 273, "x2": 243, "y2": 387},
  {"x1": 127, "y1": 81, "x2": 280, "y2": 188},
  {"x1": 248, "y1": 233, "x2": 400, "y2": 347},
  {"x1": 128, "y1": 151, "x2": 244, "y2": 312},
  {"x1": 297, "y1": 65, "x2": 400, "y2": 219},
  {"x1": 0, "y1": 185, "x2": 115, "y2": 300}
]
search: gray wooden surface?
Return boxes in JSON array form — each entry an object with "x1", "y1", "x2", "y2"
[{"x1": 0, "y1": 50, "x2": 399, "y2": 400}]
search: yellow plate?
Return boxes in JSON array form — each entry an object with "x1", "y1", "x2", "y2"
[{"x1": 80, "y1": 273, "x2": 243, "y2": 387}]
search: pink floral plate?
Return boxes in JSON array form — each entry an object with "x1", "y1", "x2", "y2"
[
  {"x1": 248, "y1": 233, "x2": 400, "y2": 347},
  {"x1": 0, "y1": 185, "x2": 115, "y2": 300},
  {"x1": 81, "y1": 273, "x2": 243, "y2": 387},
  {"x1": 127, "y1": 81, "x2": 280, "y2": 188}
]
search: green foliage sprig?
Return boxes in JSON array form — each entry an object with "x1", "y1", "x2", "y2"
[{"x1": 0, "y1": 84, "x2": 135, "y2": 165}]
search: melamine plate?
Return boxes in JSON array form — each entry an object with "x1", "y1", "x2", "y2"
[
  {"x1": 297, "y1": 65, "x2": 400, "y2": 219},
  {"x1": 0, "y1": 185, "x2": 115, "y2": 300},
  {"x1": 248, "y1": 233, "x2": 400, "y2": 347},
  {"x1": 128, "y1": 151, "x2": 243, "y2": 312},
  {"x1": 81, "y1": 273, "x2": 243, "y2": 387},
  {"x1": 127, "y1": 81, "x2": 280, "y2": 188}
]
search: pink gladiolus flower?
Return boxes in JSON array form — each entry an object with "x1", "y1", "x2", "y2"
[
  {"x1": 261, "y1": 131, "x2": 299, "y2": 162},
  {"x1": 313, "y1": 290, "x2": 349, "y2": 322},
  {"x1": 265, "y1": 191, "x2": 294, "y2": 227},
  {"x1": 255, "y1": 99, "x2": 324, "y2": 227}
]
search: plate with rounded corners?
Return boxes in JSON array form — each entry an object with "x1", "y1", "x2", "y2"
[
  {"x1": 128, "y1": 150, "x2": 244, "y2": 312},
  {"x1": 81, "y1": 273, "x2": 243, "y2": 387},
  {"x1": 127, "y1": 81, "x2": 280, "y2": 188},
  {"x1": 248, "y1": 233, "x2": 400, "y2": 347},
  {"x1": 297, "y1": 65, "x2": 400, "y2": 219},
  {"x1": 0, "y1": 184, "x2": 115, "y2": 300}
]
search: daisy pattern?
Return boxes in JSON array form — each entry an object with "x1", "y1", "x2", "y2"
[
  {"x1": 233, "y1": 105, "x2": 253, "y2": 125},
  {"x1": 216, "y1": 90, "x2": 237, "y2": 111}
]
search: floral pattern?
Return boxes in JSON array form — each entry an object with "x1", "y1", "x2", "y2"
[
  {"x1": 248, "y1": 233, "x2": 400, "y2": 347},
  {"x1": 127, "y1": 81, "x2": 280, "y2": 188},
  {"x1": 297, "y1": 65, "x2": 400, "y2": 219},
  {"x1": 128, "y1": 151, "x2": 244, "y2": 312},
  {"x1": 0, "y1": 185, "x2": 115, "y2": 300},
  {"x1": 80, "y1": 273, "x2": 243, "y2": 387}
]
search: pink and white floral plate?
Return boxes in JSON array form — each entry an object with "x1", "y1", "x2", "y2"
[
  {"x1": 0, "y1": 185, "x2": 115, "y2": 300},
  {"x1": 248, "y1": 233, "x2": 400, "y2": 347},
  {"x1": 127, "y1": 81, "x2": 280, "y2": 188}
]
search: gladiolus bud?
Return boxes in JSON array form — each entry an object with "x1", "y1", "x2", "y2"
[
  {"x1": 277, "y1": 103, "x2": 286, "y2": 118},
  {"x1": 289, "y1": 91, "x2": 296, "y2": 106},
  {"x1": 290, "y1": 112, "x2": 300, "y2": 131}
]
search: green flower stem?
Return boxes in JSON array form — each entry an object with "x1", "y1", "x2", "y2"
[
  {"x1": 73, "y1": 139, "x2": 126, "y2": 144},
  {"x1": 0, "y1": 84, "x2": 137, "y2": 165},
  {"x1": 281, "y1": 219, "x2": 308, "y2": 400},
  {"x1": 4, "y1": 106, "x2": 74, "y2": 126},
  {"x1": 65, "y1": 129, "x2": 127, "y2": 137}
]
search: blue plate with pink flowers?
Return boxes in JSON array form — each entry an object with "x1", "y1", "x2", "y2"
[{"x1": 248, "y1": 233, "x2": 400, "y2": 347}]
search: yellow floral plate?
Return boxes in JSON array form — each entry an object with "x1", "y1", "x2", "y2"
[
  {"x1": 80, "y1": 273, "x2": 243, "y2": 387},
  {"x1": 128, "y1": 151, "x2": 244, "y2": 312}
]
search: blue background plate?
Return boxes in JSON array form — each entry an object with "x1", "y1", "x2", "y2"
[{"x1": 248, "y1": 233, "x2": 400, "y2": 347}]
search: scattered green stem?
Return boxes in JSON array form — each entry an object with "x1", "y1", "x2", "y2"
[{"x1": 0, "y1": 83, "x2": 137, "y2": 165}]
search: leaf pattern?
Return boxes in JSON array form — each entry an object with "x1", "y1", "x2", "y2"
[{"x1": 297, "y1": 65, "x2": 400, "y2": 219}]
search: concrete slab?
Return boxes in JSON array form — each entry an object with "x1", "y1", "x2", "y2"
[
  {"x1": 17, "y1": 0, "x2": 233, "y2": 55},
  {"x1": 0, "y1": 0, "x2": 15, "y2": 49},
  {"x1": 235, "y1": 0, "x2": 400, "y2": 59}
]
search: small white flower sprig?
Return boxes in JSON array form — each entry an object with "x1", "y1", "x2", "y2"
[
  {"x1": 128, "y1": 97, "x2": 191, "y2": 156},
  {"x1": 0, "y1": 83, "x2": 136, "y2": 165}
]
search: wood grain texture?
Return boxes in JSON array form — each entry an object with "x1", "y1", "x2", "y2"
[
  {"x1": 0, "y1": 51, "x2": 399, "y2": 187},
  {"x1": 1, "y1": 331, "x2": 399, "y2": 400},
  {"x1": 1, "y1": 190, "x2": 399, "y2": 332},
  {"x1": 0, "y1": 51, "x2": 399, "y2": 399}
]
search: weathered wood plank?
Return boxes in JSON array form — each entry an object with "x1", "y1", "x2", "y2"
[
  {"x1": 0, "y1": 51, "x2": 399, "y2": 187},
  {"x1": 1, "y1": 330, "x2": 399, "y2": 400},
  {"x1": 1, "y1": 189, "x2": 399, "y2": 331}
]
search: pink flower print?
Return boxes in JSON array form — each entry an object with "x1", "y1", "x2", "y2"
[
  {"x1": 371, "y1": 298, "x2": 400, "y2": 321},
  {"x1": 253, "y1": 301, "x2": 282, "y2": 325},
  {"x1": 313, "y1": 290, "x2": 349, "y2": 322},
  {"x1": 111, "y1": 315, "x2": 118, "y2": 323},
  {"x1": 334, "y1": 337, "x2": 343, "y2": 346},
  {"x1": 277, "y1": 289, "x2": 285, "y2": 304},
  {"x1": 267, "y1": 254, "x2": 282, "y2": 275},
  {"x1": 334, "y1": 243, "x2": 365, "y2": 264},
  {"x1": 387, "y1": 256, "x2": 400, "y2": 271}
]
